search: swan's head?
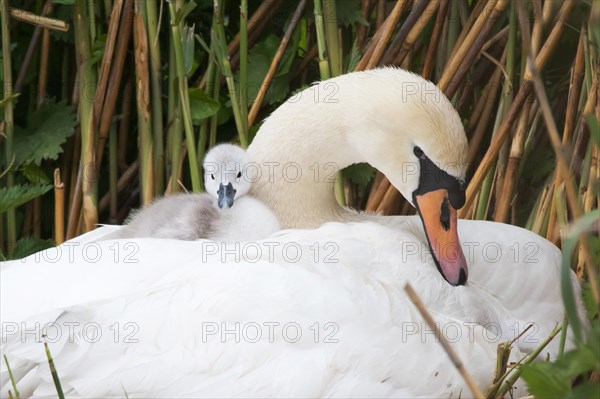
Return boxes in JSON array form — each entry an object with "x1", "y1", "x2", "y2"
[
  {"x1": 409, "y1": 145, "x2": 467, "y2": 286},
  {"x1": 203, "y1": 144, "x2": 252, "y2": 209},
  {"x1": 250, "y1": 68, "x2": 470, "y2": 285},
  {"x1": 346, "y1": 69, "x2": 469, "y2": 285}
]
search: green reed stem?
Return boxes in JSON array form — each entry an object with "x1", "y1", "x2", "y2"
[
  {"x1": 240, "y1": 0, "x2": 249, "y2": 135},
  {"x1": 1, "y1": 0, "x2": 16, "y2": 255},
  {"x1": 145, "y1": 0, "x2": 165, "y2": 195},
  {"x1": 168, "y1": 1, "x2": 202, "y2": 192}
]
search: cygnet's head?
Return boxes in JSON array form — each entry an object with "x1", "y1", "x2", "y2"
[{"x1": 203, "y1": 144, "x2": 252, "y2": 209}]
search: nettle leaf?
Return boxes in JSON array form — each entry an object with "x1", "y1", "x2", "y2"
[
  {"x1": 346, "y1": 40, "x2": 362, "y2": 73},
  {"x1": 0, "y1": 184, "x2": 53, "y2": 213},
  {"x1": 189, "y1": 88, "x2": 221, "y2": 125},
  {"x1": 521, "y1": 147, "x2": 555, "y2": 186},
  {"x1": 22, "y1": 163, "x2": 52, "y2": 185},
  {"x1": 585, "y1": 114, "x2": 600, "y2": 148},
  {"x1": 583, "y1": 279, "x2": 600, "y2": 319},
  {"x1": 50, "y1": 6, "x2": 74, "y2": 43},
  {"x1": 51, "y1": 0, "x2": 76, "y2": 4},
  {"x1": 567, "y1": 382, "x2": 600, "y2": 399},
  {"x1": 521, "y1": 362, "x2": 571, "y2": 398},
  {"x1": 91, "y1": 33, "x2": 107, "y2": 65},
  {"x1": 336, "y1": 0, "x2": 368, "y2": 27},
  {"x1": 240, "y1": 34, "x2": 298, "y2": 106},
  {"x1": 11, "y1": 238, "x2": 56, "y2": 260},
  {"x1": 343, "y1": 163, "x2": 376, "y2": 187},
  {"x1": 559, "y1": 345, "x2": 599, "y2": 377},
  {"x1": 522, "y1": 343, "x2": 600, "y2": 398},
  {"x1": 12, "y1": 101, "x2": 76, "y2": 167}
]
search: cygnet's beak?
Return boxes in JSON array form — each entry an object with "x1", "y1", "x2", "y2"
[{"x1": 217, "y1": 183, "x2": 237, "y2": 209}]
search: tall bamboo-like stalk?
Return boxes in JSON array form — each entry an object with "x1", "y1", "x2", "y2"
[
  {"x1": 460, "y1": 0, "x2": 576, "y2": 216},
  {"x1": 476, "y1": 5, "x2": 515, "y2": 220},
  {"x1": 545, "y1": 31, "x2": 586, "y2": 239},
  {"x1": 239, "y1": 0, "x2": 249, "y2": 135},
  {"x1": 168, "y1": 0, "x2": 201, "y2": 191},
  {"x1": 109, "y1": 125, "x2": 118, "y2": 223},
  {"x1": 1, "y1": 0, "x2": 16, "y2": 254},
  {"x1": 516, "y1": 0, "x2": 598, "y2": 308},
  {"x1": 322, "y1": 0, "x2": 341, "y2": 76},
  {"x1": 475, "y1": 97, "x2": 505, "y2": 220},
  {"x1": 198, "y1": 15, "x2": 219, "y2": 159},
  {"x1": 494, "y1": 4, "x2": 530, "y2": 223},
  {"x1": 446, "y1": 0, "x2": 459, "y2": 63},
  {"x1": 197, "y1": 64, "x2": 213, "y2": 162},
  {"x1": 73, "y1": 0, "x2": 98, "y2": 232},
  {"x1": 145, "y1": 0, "x2": 164, "y2": 196},
  {"x1": 213, "y1": 0, "x2": 246, "y2": 146},
  {"x1": 88, "y1": 0, "x2": 97, "y2": 43},
  {"x1": 315, "y1": 0, "x2": 344, "y2": 204},
  {"x1": 54, "y1": 169, "x2": 65, "y2": 244},
  {"x1": 167, "y1": 43, "x2": 183, "y2": 193},
  {"x1": 313, "y1": 0, "x2": 331, "y2": 79},
  {"x1": 133, "y1": 1, "x2": 154, "y2": 205}
]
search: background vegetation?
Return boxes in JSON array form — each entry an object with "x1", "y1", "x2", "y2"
[{"x1": 0, "y1": 0, "x2": 599, "y2": 397}]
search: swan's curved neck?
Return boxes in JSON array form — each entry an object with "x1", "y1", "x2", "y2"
[
  {"x1": 249, "y1": 126, "x2": 360, "y2": 228},
  {"x1": 247, "y1": 68, "x2": 468, "y2": 229}
]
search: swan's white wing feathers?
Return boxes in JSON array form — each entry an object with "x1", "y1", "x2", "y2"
[{"x1": 1, "y1": 219, "x2": 572, "y2": 398}]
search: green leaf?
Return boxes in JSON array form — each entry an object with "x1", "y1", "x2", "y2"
[
  {"x1": 585, "y1": 114, "x2": 600, "y2": 148},
  {"x1": 522, "y1": 147, "x2": 556, "y2": 186},
  {"x1": 51, "y1": 0, "x2": 75, "y2": 4},
  {"x1": 336, "y1": 0, "x2": 368, "y2": 26},
  {"x1": 91, "y1": 33, "x2": 107, "y2": 65},
  {"x1": 176, "y1": 0, "x2": 197, "y2": 23},
  {"x1": 561, "y1": 209, "x2": 600, "y2": 342},
  {"x1": 22, "y1": 163, "x2": 51, "y2": 185},
  {"x1": 342, "y1": 163, "x2": 376, "y2": 187},
  {"x1": 182, "y1": 24, "x2": 196, "y2": 75},
  {"x1": 562, "y1": 234, "x2": 584, "y2": 343},
  {"x1": 559, "y1": 345, "x2": 598, "y2": 377},
  {"x1": 583, "y1": 280, "x2": 600, "y2": 319},
  {"x1": 12, "y1": 101, "x2": 76, "y2": 167},
  {"x1": 346, "y1": 40, "x2": 362, "y2": 73},
  {"x1": 567, "y1": 382, "x2": 600, "y2": 399},
  {"x1": 11, "y1": 238, "x2": 56, "y2": 260},
  {"x1": 521, "y1": 362, "x2": 571, "y2": 398},
  {"x1": 50, "y1": 6, "x2": 74, "y2": 43},
  {"x1": 240, "y1": 34, "x2": 297, "y2": 106},
  {"x1": 182, "y1": 0, "x2": 197, "y2": 20},
  {"x1": 522, "y1": 341, "x2": 600, "y2": 399},
  {"x1": 0, "y1": 184, "x2": 53, "y2": 213},
  {"x1": 0, "y1": 93, "x2": 19, "y2": 108},
  {"x1": 188, "y1": 88, "x2": 221, "y2": 125}
]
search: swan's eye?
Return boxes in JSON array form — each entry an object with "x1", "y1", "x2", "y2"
[
  {"x1": 236, "y1": 172, "x2": 242, "y2": 179},
  {"x1": 211, "y1": 174, "x2": 215, "y2": 180},
  {"x1": 414, "y1": 146, "x2": 425, "y2": 159}
]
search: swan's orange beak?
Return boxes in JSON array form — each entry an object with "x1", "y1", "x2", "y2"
[{"x1": 415, "y1": 189, "x2": 468, "y2": 286}]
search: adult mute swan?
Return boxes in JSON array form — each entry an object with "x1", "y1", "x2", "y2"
[
  {"x1": 0, "y1": 67, "x2": 577, "y2": 398},
  {"x1": 103, "y1": 144, "x2": 280, "y2": 242}
]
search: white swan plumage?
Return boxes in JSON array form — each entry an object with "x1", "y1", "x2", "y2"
[{"x1": 0, "y1": 67, "x2": 578, "y2": 398}]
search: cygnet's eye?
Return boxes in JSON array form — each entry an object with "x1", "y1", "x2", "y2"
[
  {"x1": 211, "y1": 174, "x2": 215, "y2": 180},
  {"x1": 236, "y1": 171, "x2": 242, "y2": 179}
]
